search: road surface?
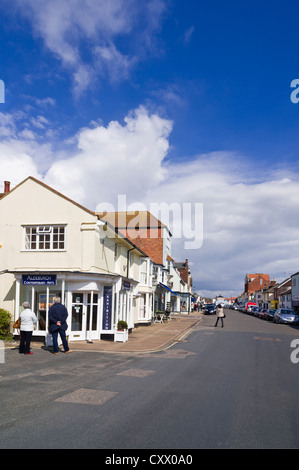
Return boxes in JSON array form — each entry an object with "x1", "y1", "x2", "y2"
[{"x1": 1, "y1": 309, "x2": 299, "y2": 450}]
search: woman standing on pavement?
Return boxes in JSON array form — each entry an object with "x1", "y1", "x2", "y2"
[
  {"x1": 214, "y1": 304, "x2": 225, "y2": 328},
  {"x1": 19, "y1": 301, "x2": 37, "y2": 355}
]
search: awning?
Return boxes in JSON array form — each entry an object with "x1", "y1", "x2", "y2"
[{"x1": 159, "y1": 283, "x2": 180, "y2": 296}]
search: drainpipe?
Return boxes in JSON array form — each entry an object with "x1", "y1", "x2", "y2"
[{"x1": 127, "y1": 248, "x2": 135, "y2": 279}]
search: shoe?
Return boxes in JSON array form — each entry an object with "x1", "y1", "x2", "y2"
[
  {"x1": 65, "y1": 350, "x2": 73, "y2": 354},
  {"x1": 54, "y1": 352, "x2": 59, "y2": 355},
  {"x1": 25, "y1": 352, "x2": 33, "y2": 355}
]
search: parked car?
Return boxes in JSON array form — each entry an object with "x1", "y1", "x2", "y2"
[
  {"x1": 246, "y1": 302, "x2": 257, "y2": 313},
  {"x1": 265, "y1": 309, "x2": 276, "y2": 321},
  {"x1": 250, "y1": 306, "x2": 260, "y2": 316},
  {"x1": 252, "y1": 307, "x2": 261, "y2": 317},
  {"x1": 204, "y1": 303, "x2": 216, "y2": 315},
  {"x1": 259, "y1": 309, "x2": 268, "y2": 319},
  {"x1": 274, "y1": 308, "x2": 299, "y2": 325}
]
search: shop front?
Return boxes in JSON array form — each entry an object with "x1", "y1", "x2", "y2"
[{"x1": 12, "y1": 271, "x2": 122, "y2": 342}]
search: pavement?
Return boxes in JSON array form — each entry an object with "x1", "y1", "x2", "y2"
[{"x1": 4, "y1": 312, "x2": 204, "y2": 354}]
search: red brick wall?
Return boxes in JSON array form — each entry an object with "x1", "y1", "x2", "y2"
[
  {"x1": 118, "y1": 227, "x2": 164, "y2": 265},
  {"x1": 245, "y1": 274, "x2": 270, "y2": 294}
]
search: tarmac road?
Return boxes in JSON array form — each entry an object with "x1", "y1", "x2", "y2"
[{"x1": 1, "y1": 309, "x2": 299, "y2": 450}]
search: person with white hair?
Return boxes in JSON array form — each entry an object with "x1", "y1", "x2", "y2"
[{"x1": 19, "y1": 301, "x2": 37, "y2": 355}]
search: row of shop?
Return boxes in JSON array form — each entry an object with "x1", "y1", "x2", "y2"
[{"x1": 12, "y1": 271, "x2": 190, "y2": 342}]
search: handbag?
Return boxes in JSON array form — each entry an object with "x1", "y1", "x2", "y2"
[{"x1": 13, "y1": 317, "x2": 21, "y2": 329}]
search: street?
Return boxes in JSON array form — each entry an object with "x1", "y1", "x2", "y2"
[{"x1": 1, "y1": 308, "x2": 299, "y2": 449}]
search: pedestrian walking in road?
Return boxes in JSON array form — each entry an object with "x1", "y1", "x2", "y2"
[
  {"x1": 48, "y1": 297, "x2": 72, "y2": 355},
  {"x1": 19, "y1": 302, "x2": 37, "y2": 355},
  {"x1": 214, "y1": 304, "x2": 225, "y2": 328}
]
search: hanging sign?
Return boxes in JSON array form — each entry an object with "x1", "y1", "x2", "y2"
[
  {"x1": 22, "y1": 274, "x2": 57, "y2": 286},
  {"x1": 102, "y1": 286, "x2": 113, "y2": 330}
]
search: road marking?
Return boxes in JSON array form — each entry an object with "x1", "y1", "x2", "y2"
[
  {"x1": 55, "y1": 388, "x2": 118, "y2": 405},
  {"x1": 254, "y1": 336, "x2": 282, "y2": 342},
  {"x1": 117, "y1": 368, "x2": 155, "y2": 378}
]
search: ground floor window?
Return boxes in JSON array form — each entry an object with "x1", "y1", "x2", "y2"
[
  {"x1": 87, "y1": 293, "x2": 98, "y2": 331},
  {"x1": 36, "y1": 292, "x2": 61, "y2": 330},
  {"x1": 18, "y1": 281, "x2": 63, "y2": 332}
]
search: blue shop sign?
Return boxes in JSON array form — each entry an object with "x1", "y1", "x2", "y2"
[
  {"x1": 22, "y1": 274, "x2": 57, "y2": 286},
  {"x1": 102, "y1": 286, "x2": 113, "y2": 331}
]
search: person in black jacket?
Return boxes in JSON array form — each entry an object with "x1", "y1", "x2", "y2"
[{"x1": 48, "y1": 297, "x2": 72, "y2": 355}]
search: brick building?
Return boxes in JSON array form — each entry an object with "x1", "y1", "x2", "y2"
[
  {"x1": 97, "y1": 211, "x2": 171, "y2": 266},
  {"x1": 244, "y1": 273, "x2": 271, "y2": 299}
]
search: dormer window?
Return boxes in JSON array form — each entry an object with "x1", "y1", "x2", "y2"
[{"x1": 24, "y1": 225, "x2": 66, "y2": 251}]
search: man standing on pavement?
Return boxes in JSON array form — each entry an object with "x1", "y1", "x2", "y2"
[{"x1": 48, "y1": 297, "x2": 72, "y2": 355}]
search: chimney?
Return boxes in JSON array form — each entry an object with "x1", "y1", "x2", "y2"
[{"x1": 4, "y1": 181, "x2": 10, "y2": 193}]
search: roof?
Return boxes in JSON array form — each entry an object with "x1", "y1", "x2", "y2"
[
  {"x1": 0, "y1": 176, "x2": 96, "y2": 216},
  {"x1": 96, "y1": 211, "x2": 167, "y2": 230},
  {"x1": 246, "y1": 273, "x2": 270, "y2": 281}
]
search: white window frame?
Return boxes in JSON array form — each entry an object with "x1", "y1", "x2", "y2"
[
  {"x1": 140, "y1": 259, "x2": 148, "y2": 285},
  {"x1": 24, "y1": 225, "x2": 66, "y2": 251}
]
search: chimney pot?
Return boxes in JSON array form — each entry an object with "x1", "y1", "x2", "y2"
[{"x1": 4, "y1": 181, "x2": 10, "y2": 193}]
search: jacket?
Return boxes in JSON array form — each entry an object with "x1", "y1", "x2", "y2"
[
  {"x1": 216, "y1": 306, "x2": 225, "y2": 318},
  {"x1": 48, "y1": 303, "x2": 68, "y2": 333},
  {"x1": 20, "y1": 309, "x2": 37, "y2": 331}
]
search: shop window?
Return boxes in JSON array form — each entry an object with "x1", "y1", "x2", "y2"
[
  {"x1": 24, "y1": 225, "x2": 65, "y2": 251},
  {"x1": 36, "y1": 292, "x2": 61, "y2": 331}
]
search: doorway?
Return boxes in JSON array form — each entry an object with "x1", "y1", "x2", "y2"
[{"x1": 71, "y1": 292, "x2": 99, "y2": 340}]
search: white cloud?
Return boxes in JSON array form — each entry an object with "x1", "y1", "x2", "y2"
[
  {"x1": 94, "y1": 43, "x2": 137, "y2": 83},
  {"x1": 44, "y1": 106, "x2": 173, "y2": 207},
  {"x1": 0, "y1": 142, "x2": 42, "y2": 184},
  {"x1": 150, "y1": 156, "x2": 299, "y2": 297},
  {"x1": 15, "y1": 0, "x2": 167, "y2": 94},
  {"x1": 184, "y1": 26, "x2": 195, "y2": 44}
]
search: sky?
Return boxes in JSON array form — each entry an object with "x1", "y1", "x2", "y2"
[{"x1": 1, "y1": 0, "x2": 299, "y2": 299}]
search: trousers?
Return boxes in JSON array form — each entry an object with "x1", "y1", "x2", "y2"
[
  {"x1": 52, "y1": 328, "x2": 69, "y2": 353},
  {"x1": 215, "y1": 317, "x2": 224, "y2": 327},
  {"x1": 20, "y1": 330, "x2": 33, "y2": 354}
]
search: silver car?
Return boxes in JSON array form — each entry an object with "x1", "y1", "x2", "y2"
[{"x1": 274, "y1": 308, "x2": 299, "y2": 324}]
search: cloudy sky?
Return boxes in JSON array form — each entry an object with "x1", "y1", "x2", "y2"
[{"x1": 1, "y1": 0, "x2": 299, "y2": 298}]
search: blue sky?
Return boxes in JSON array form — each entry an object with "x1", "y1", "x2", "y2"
[{"x1": 1, "y1": 0, "x2": 299, "y2": 298}]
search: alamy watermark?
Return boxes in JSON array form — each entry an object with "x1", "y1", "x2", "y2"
[
  {"x1": 290, "y1": 339, "x2": 299, "y2": 363},
  {"x1": 0, "y1": 340, "x2": 4, "y2": 363},
  {"x1": 97, "y1": 195, "x2": 204, "y2": 250},
  {"x1": 0, "y1": 80, "x2": 5, "y2": 103},
  {"x1": 290, "y1": 79, "x2": 299, "y2": 103}
]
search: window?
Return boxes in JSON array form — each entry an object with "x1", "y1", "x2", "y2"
[
  {"x1": 24, "y1": 225, "x2": 65, "y2": 251},
  {"x1": 140, "y1": 259, "x2": 148, "y2": 285}
]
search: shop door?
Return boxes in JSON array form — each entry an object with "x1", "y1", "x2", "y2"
[
  {"x1": 139, "y1": 295, "x2": 145, "y2": 320},
  {"x1": 71, "y1": 292, "x2": 99, "y2": 340}
]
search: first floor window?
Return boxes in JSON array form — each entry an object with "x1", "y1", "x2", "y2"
[
  {"x1": 140, "y1": 259, "x2": 148, "y2": 285},
  {"x1": 24, "y1": 225, "x2": 66, "y2": 251}
]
